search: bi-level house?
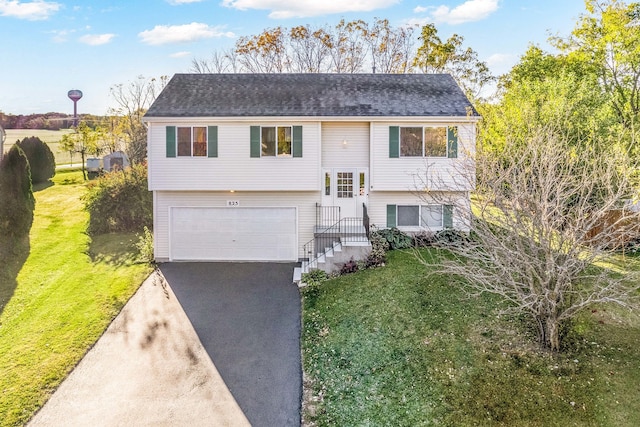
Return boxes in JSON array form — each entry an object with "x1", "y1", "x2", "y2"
[{"x1": 144, "y1": 73, "x2": 478, "y2": 273}]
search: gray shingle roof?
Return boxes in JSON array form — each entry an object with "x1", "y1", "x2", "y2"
[{"x1": 144, "y1": 73, "x2": 478, "y2": 118}]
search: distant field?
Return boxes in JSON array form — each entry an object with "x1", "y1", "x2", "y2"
[{"x1": 4, "y1": 129, "x2": 76, "y2": 166}]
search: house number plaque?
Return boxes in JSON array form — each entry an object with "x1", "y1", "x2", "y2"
[{"x1": 226, "y1": 200, "x2": 240, "y2": 207}]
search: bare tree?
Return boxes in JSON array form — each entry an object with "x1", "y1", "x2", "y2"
[
  {"x1": 109, "y1": 75, "x2": 167, "y2": 164},
  {"x1": 325, "y1": 20, "x2": 367, "y2": 73},
  {"x1": 289, "y1": 25, "x2": 331, "y2": 73},
  {"x1": 417, "y1": 126, "x2": 640, "y2": 352},
  {"x1": 190, "y1": 49, "x2": 239, "y2": 73},
  {"x1": 191, "y1": 19, "x2": 416, "y2": 75},
  {"x1": 359, "y1": 18, "x2": 417, "y2": 73},
  {"x1": 235, "y1": 27, "x2": 290, "y2": 73}
]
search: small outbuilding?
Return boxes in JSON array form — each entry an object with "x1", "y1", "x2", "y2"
[{"x1": 103, "y1": 151, "x2": 130, "y2": 172}]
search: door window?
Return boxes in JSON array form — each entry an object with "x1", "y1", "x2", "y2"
[{"x1": 337, "y1": 172, "x2": 353, "y2": 198}]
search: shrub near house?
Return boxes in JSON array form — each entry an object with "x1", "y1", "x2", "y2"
[
  {"x1": 15, "y1": 136, "x2": 55, "y2": 184},
  {"x1": 83, "y1": 164, "x2": 152, "y2": 235},
  {"x1": 0, "y1": 145, "x2": 35, "y2": 244}
]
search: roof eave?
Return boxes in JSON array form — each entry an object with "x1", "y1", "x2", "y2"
[{"x1": 143, "y1": 114, "x2": 481, "y2": 123}]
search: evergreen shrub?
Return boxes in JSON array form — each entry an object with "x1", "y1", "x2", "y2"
[{"x1": 16, "y1": 136, "x2": 55, "y2": 184}]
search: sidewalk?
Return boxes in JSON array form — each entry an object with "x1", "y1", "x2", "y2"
[{"x1": 28, "y1": 271, "x2": 250, "y2": 427}]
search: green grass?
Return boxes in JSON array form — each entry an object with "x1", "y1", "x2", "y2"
[
  {"x1": 4, "y1": 129, "x2": 75, "y2": 165},
  {"x1": 302, "y1": 249, "x2": 640, "y2": 426},
  {"x1": 0, "y1": 170, "x2": 152, "y2": 427}
]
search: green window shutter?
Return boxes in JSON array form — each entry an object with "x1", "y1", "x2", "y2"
[
  {"x1": 389, "y1": 126, "x2": 399, "y2": 158},
  {"x1": 250, "y1": 126, "x2": 260, "y2": 158},
  {"x1": 387, "y1": 204, "x2": 397, "y2": 228},
  {"x1": 166, "y1": 126, "x2": 176, "y2": 158},
  {"x1": 207, "y1": 126, "x2": 218, "y2": 158},
  {"x1": 292, "y1": 125, "x2": 303, "y2": 158},
  {"x1": 443, "y1": 205, "x2": 454, "y2": 228},
  {"x1": 447, "y1": 126, "x2": 458, "y2": 158}
]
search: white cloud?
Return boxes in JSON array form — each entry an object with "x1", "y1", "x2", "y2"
[
  {"x1": 167, "y1": 0, "x2": 203, "y2": 4},
  {"x1": 0, "y1": 0, "x2": 60, "y2": 20},
  {"x1": 222, "y1": 0, "x2": 398, "y2": 19},
  {"x1": 486, "y1": 52, "x2": 517, "y2": 74},
  {"x1": 170, "y1": 51, "x2": 191, "y2": 58},
  {"x1": 79, "y1": 33, "x2": 115, "y2": 45},
  {"x1": 413, "y1": 6, "x2": 427, "y2": 13},
  {"x1": 431, "y1": 0, "x2": 499, "y2": 25},
  {"x1": 139, "y1": 22, "x2": 234, "y2": 45}
]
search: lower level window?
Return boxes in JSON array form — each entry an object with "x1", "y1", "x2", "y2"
[{"x1": 397, "y1": 205, "x2": 443, "y2": 227}]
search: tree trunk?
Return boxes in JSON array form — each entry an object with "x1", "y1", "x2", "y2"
[
  {"x1": 537, "y1": 316, "x2": 560, "y2": 352},
  {"x1": 80, "y1": 151, "x2": 87, "y2": 181}
]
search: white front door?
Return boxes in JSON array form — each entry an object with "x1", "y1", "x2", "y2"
[{"x1": 322, "y1": 168, "x2": 368, "y2": 219}]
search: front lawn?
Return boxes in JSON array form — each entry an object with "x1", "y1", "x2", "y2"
[
  {"x1": 0, "y1": 170, "x2": 152, "y2": 427},
  {"x1": 302, "y1": 249, "x2": 640, "y2": 426}
]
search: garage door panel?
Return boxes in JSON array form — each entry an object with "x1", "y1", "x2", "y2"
[{"x1": 170, "y1": 207, "x2": 297, "y2": 261}]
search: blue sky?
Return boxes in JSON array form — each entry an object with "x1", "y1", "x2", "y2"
[{"x1": 0, "y1": 0, "x2": 587, "y2": 115}]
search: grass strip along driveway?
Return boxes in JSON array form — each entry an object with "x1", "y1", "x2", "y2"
[
  {"x1": 0, "y1": 170, "x2": 152, "y2": 426},
  {"x1": 302, "y1": 249, "x2": 640, "y2": 426}
]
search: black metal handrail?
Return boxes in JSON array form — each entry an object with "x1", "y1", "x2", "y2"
[
  {"x1": 316, "y1": 203, "x2": 340, "y2": 226},
  {"x1": 363, "y1": 202, "x2": 370, "y2": 239},
  {"x1": 301, "y1": 203, "x2": 370, "y2": 269}
]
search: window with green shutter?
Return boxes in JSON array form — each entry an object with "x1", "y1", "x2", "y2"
[
  {"x1": 207, "y1": 126, "x2": 218, "y2": 158},
  {"x1": 443, "y1": 205, "x2": 454, "y2": 228},
  {"x1": 447, "y1": 127, "x2": 458, "y2": 158},
  {"x1": 389, "y1": 126, "x2": 399, "y2": 158},
  {"x1": 393, "y1": 125, "x2": 458, "y2": 158},
  {"x1": 166, "y1": 126, "x2": 176, "y2": 158},
  {"x1": 293, "y1": 125, "x2": 303, "y2": 157},
  {"x1": 251, "y1": 125, "x2": 302, "y2": 158},
  {"x1": 387, "y1": 204, "x2": 397, "y2": 227},
  {"x1": 388, "y1": 204, "x2": 450, "y2": 229},
  {"x1": 166, "y1": 125, "x2": 219, "y2": 158}
]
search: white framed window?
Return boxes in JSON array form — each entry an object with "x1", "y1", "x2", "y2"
[
  {"x1": 400, "y1": 126, "x2": 449, "y2": 157},
  {"x1": 336, "y1": 172, "x2": 353, "y2": 198},
  {"x1": 177, "y1": 126, "x2": 207, "y2": 157},
  {"x1": 397, "y1": 205, "x2": 443, "y2": 228},
  {"x1": 261, "y1": 126, "x2": 292, "y2": 157}
]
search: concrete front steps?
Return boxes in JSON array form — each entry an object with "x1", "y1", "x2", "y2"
[{"x1": 293, "y1": 238, "x2": 371, "y2": 286}]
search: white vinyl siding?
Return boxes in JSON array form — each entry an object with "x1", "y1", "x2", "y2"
[
  {"x1": 321, "y1": 122, "x2": 370, "y2": 169},
  {"x1": 148, "y1": 121, "x2": 320, "y2": 191},
  {"x1": 371, "y1": 122, "x2": 475, "y2": 192},
  {"x1": 154, "y1": 191, "x2": 317, "y2": 261},
  {"x1": 367, "y1": 191, "x2": 471, "y2": 232}
]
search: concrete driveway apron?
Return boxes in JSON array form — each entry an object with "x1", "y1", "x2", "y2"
[{"x1": 159, "y1": 262, "x2": 302, "y2": 427}]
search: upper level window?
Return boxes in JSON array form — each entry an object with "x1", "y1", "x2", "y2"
[
  {"x1": 261, "y1": 126, "x2": 292, "y2": 157},
  {"x1": 400, "y1": 126, "x2": 448, "y2": 157},
  {"x1": 178, "y1": 126, "x2": 207, "y2": 157}
]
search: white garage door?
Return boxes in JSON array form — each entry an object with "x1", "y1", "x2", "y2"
[{"x1": 170, "y1": 207, "x2": 297, "y2": 261}]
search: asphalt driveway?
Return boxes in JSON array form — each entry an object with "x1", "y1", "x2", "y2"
[
  {"x1": 28, "y1": 262, "x2": 301, "y2": 427},
  {"x1": 159, "y1": 262, "x2": 302, "y2": 427}
]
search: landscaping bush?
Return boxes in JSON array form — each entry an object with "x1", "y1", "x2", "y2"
[
  {"x1": 15, "y1": 136, "x2": 55, "y2": 184},
  {"x1": 301, "y1": 269, "x2": 329, "y2": 286},
  {"x1": 413, "y1": 230, "x2": 436, "y2": 248},
  {"x1": 365, "y1": 230, "x2": 389, "y2": 267},
  {"x1": 376, "y1": 227, "x2": 413, "y2": 250},
  {"x1": 83, "y1": 164, "x2": 152, "y2": 234},
  {"x1": 135, "y1": 226, "x2": 155, "y2": 264},
  {"x1": 0, "y1": 145, "x2": 35, "y2": 240},
  {"x1": 339, "y1": 257, "x2": 359, "y2": 275},
  {"x1": 435, "y1": 228, "x2": 471, "y2": 246}
]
